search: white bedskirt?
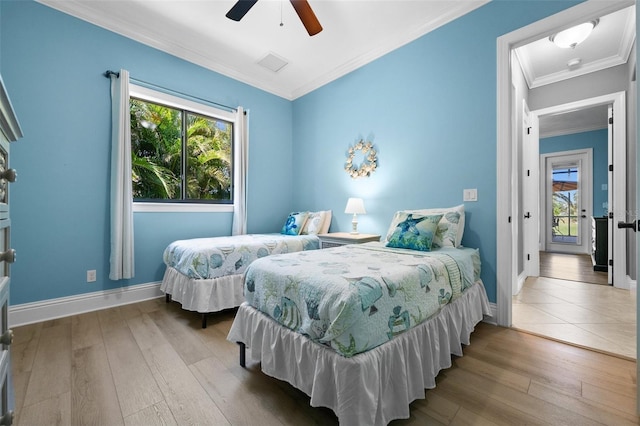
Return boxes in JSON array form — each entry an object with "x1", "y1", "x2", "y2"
[
  {"x1": 160, "y1": 266, "x2": 245, "y2": 313},
  {"x1": 227, "y1": 280, "x2": 492, "y2": 425}
]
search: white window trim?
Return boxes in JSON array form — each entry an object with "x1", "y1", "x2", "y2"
[
  {"x1": 133, "y1": 203, "x2": 234, "y2": 213},
  {"x1": 129, "y1": 84, "x2": 236, "y2": 122},
  {"x1": 129, "y1": 84, "x2": 236, "y2": 213}
]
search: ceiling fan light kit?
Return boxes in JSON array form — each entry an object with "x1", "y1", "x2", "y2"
[{"x1": 226, "y1": 0, "x2": 323, "y2": 36}]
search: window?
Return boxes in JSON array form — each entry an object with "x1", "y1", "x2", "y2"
[
  {"x1": 551, "y1": 166, "x2": 579, "y2": 243},
  {"x1": 129, "y1": 84, "x2": 236, "y2": 212}
]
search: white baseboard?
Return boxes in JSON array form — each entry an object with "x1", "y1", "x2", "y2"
[
  {"x1": 10, "y1": 282, "x2": 501, "y2": 329},
  {"x1": 628, "y1": 275, "x2": 637, "y2": 295},
  {"x1": 9, "y1": 282, "x2": 164, "y2": 327}
]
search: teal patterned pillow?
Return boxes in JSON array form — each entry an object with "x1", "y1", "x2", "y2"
[
  {"x1": 281, "y1": 211, "x2": 309, "y2": 235},
  {"x1": 386, "y1": 205, "x2": 465, "y2": 247},
  {"x1": 385, "y1": 213, "x2": 443, "y2": 251}
]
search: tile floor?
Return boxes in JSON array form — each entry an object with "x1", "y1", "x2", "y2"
[{"x1": 512, "y1": 276, "x2": 636, "y2": 360}]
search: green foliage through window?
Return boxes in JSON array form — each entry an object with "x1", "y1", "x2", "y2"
[
  {"x1": 551, "y1": 167, "x2": 579, "y2": 238},
  {"x1": 130, "y1": 98, "x2": 233, "y2": 203}
]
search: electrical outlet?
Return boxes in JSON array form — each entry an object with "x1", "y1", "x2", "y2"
[{"x1": 87, "y1": 270, "x2": 97, "y2": 283}]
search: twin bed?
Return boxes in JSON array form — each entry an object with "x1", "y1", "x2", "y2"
[
  {"x1": 228, "y1": 242, "x2": 489, "y2": 424},
  {"x1": 161, "y1": 210, "x2": 331, "y2": 327},
  {"x1": 162, "y1": 205, "x2": 491, "y2": 423}
]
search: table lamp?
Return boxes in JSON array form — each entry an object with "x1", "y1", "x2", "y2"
[{"x1": 344, "y1": 197, "x2": 366, "y2": 234}]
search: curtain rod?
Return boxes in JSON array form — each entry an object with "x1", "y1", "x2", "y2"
[{"x1": 104, "y1": 70, "x2": 237, "y2": 113}]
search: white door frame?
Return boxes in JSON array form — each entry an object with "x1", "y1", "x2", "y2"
[
  {"x1": 496, "y1": 0, "x2": 634, "y2": 327},
  {"x1": 540, "y1": 149, "x2": 593, "y2": 255}
]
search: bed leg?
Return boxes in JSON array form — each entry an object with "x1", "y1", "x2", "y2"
[
  {"x1": 165, "y1": 293, "x2": 171, "y2": 303},
  {"x1": 238, "y1": 342, "x2": 246, "y2": 368},
  {"x1": 201, "y1": 314, "x2": 207, "y2": 329}
]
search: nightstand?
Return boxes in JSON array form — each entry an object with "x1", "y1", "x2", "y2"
[{"x1": 318, "y1": 232, "x2": 381, "y2": 248}]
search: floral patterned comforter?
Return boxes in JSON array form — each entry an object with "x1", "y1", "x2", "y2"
[
  {"x1": 244, "y1": 242, "x2": 481, "y2": 357},
  {"x1": 163, "y1": 234, "x2": 320, "y2": 279}
]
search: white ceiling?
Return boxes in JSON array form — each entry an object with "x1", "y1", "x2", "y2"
[
  {"x1": 37, "y1": 0, "x2": 489, "y2": 100},
  {"x1": 36, "y1": 0, "x2": 636, "y2": 137},
  {"x1": 515, "y1": 5, "x2": 635, "y2": 138}
]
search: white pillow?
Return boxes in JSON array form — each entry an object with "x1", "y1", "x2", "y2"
[
  {"x1": 385, "y1": 205, "x2": 465, "y2": 247},
  {"x1": 301, "y1": 210, "x2": 332, "y2": 235},
  {"x1": 320, "y1": 210, "x2": 332, "y2": 233}
]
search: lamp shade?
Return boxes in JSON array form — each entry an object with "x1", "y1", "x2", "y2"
[{"x1": 345, "y1": 198, "x2": 366, "y2": 215}]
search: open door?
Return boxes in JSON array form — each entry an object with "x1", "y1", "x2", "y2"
[
  {"x1": 636, "y1": 70, "x2": 639, "y2": 415},
  {"x1": 607, "y1": 106, "x2": 614, "y2": 284},
  {"x1": 634, "y1": 4, "x2": 638, "y2": 415},
  {"x1": 522, "y1": 101, "x2": 540, "y2": 277},
  {"x1": 608, "y1": 99, "x2": 628, "y2": 289}
]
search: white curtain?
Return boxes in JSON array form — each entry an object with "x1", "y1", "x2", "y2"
[
  {"x1": 109, "y1": 69, "x2": 135, "y2": 280},
  {"x1": 232, "y1": 107, "x2": 249, "y2": 235}
]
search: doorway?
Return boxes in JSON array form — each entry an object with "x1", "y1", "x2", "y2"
[
  {"x1": 531, "y1": 93, "x2": 626, "y2": 288},
  {"x1": 539, "y1": 147, "x2": 611, "y2": 286},
  {"x1": 543, "y1": 150, "x2": 592, "y2": 254},
  {"x1": 496, "y1": 0, "x2": 636, "y2": 352},
  {"x1": 515, "y1": 101, "x2": 629, "y2": 359},
  {"x1": 496, "y1": 0, "x2": 637, "y2": 411}
]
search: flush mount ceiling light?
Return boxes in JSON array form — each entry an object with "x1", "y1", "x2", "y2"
[{"x1": 549, "y1": 19, "x2": 599, "y2": 49}]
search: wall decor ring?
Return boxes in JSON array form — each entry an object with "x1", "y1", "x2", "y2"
[{"x1": 345, "y1": 139, "x2": 377, "y2": 178}]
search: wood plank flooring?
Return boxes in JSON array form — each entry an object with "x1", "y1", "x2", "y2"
[
  {"x1": 12, "y1": 297, "x2": 639, "y2": 425},
  {"x1": 539, "y1": 251, "x2": 608, "y2": 285}
]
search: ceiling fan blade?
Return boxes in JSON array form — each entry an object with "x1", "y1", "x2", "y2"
[
  {"x1": 290, "y1": 0, "x2": 322, "y2": 36},
  {"x1": 226, "y1": 0, "x2": 259, "y2": 21}
]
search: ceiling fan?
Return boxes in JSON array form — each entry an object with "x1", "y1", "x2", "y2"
[{"x1": 226, "y1": 0, "x2": 323, "y2": 36}]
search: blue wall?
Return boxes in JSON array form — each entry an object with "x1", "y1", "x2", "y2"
[
  {"x1": 540, "y1": 129, "x2": 609, "y2": 217},
  {"x1": 291, "y1": 1, "x2": 582, "y2": 302},
  {"x1": 1, "y1": 0, "x2": 584, "y2": 306},
  {"x1": 1, "y1": 1, "x2": 294, "y2": 305}
]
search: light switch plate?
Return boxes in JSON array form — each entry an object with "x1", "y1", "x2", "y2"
[{"x1": 463, "y1": 188, "x2": 478, "y2": 202}]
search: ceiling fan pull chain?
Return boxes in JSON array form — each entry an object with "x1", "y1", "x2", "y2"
[{"x1": 280, "y1": 0, "x2": 284, "y2": 27}]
